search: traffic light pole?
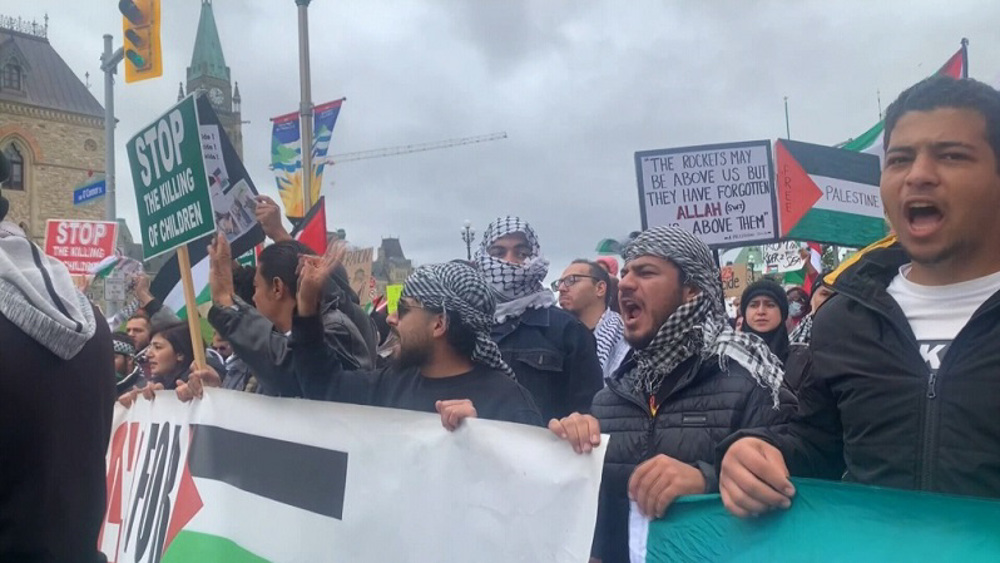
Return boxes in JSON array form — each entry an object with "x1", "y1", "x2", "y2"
[
  {"x1": 296, "y1": 0, "x2": 314, "y2": 214},
  {"x1": 100, "y1": 34, "x2": 124, "y2": 222}
]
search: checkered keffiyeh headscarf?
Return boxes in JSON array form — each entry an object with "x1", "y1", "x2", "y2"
[
  {"x1": 476, "y1": 216, "x2": 551, "y2": 301},
  {"x1": 623, "y1": 226, "x2": 784, "y2": 406},
  {"x1": 402, "y1": 261, "x2": 515, "y2": 377}
]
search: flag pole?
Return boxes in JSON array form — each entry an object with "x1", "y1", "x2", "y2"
[
  {"x1": 296, "y1": 0, "x2": 314, "y2": 215},
  {"x1": 784, "y1": 96, "x2": 791, "y2": 139},
  {"x1": 961, "y1": 37, "x2": 969, "y2": 78},
  {"x1": 177, "y1": 245, "x2": 206, "y2": 370}
]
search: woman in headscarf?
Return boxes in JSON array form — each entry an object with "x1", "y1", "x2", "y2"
[{"x1": 739, "y1": 279, "x2": 790, "y2": 364}]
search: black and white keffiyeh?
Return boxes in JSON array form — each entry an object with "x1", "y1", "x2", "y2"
[
  {"x1": 594, "y1": 307, "x2": 625, "y2": 368},
  {"x1": 475, "y1": 216, "x2": 556, "y2": 322},
  {"x1": 789, "y1": 313, "x2": 813, "y2": 344},
  {"x1": 402, "y1": 261, "x2": 515, "y2": 377},
  {"x1": 623, "y1": 226, "x2": 784, "y2": 406}
]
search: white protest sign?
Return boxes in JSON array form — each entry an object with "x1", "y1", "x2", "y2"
[
  {"x1": 635, "y1": 140, "x2": 778, "y2": 248},
  {"x1": 100, "y1": 391, "x2": 606, "y2": 563},
  {"x1": 762, "y1": 241, "x2": 806, "y2": 273}
]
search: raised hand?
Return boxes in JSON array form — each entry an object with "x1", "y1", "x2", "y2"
[
  {"x1": 208, "y1": 231, "x2": 236, "y2": 307},
  {"x1": 255, "y1": 195, "x2": 292, "y2": 242},
  {"x1": 297, "y1": 241, "x2": 347, "y2": 316}
]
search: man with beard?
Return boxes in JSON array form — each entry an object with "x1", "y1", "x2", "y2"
[
  {"x1": 549, "y1": 226, "x2": 795, "y2": 563},
  {"x1": 291, "y1": 245, "x2": 542, "y2": 429},
  {"x1": 477, "y1": 217, "x2": 603, "y2": 421}
]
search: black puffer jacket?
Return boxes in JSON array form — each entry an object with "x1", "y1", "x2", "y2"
[
  {"x1": 727, "y1": 242, "x2": 1000, "y2": 498},
  {"x1": 591, "y1": 353, "x2": 795, "y2": 563}
]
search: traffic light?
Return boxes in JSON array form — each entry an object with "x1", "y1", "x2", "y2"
[{"x1": 120, "y1": 0, "x2": 162, "y2": 83}]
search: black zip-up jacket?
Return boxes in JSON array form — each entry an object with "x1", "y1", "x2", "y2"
[
  {"x1": 491, "y1": 306, "x2": 603, "y2": 421},
  {"x1": 725, "y1": 242, "x2": 1000, "y2": 498},
  {"x1": 591, "y1": 352, "x2": 795, "y2": 563}
]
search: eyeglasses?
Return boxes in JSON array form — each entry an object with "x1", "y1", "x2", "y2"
[
  {"x1": 397, "y1": 300, "x2": 442, "y2": 319},
  {"x1": 550, "y1": 274, "x2": 599, "y2": 291}
]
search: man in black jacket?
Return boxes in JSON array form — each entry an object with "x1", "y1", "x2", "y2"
[
  {"x1": 551, "y1": 226, "x2": 794, "y2": 563},
  {"x1": 477, "y1": 216, "x2": 603, "y2": 421},
  {"x1": 291, "y1": 246, "x2": 542, "y2": 428},
  {"x1": 719, "y1": 76, "x2": 1000, "y2": 517}
]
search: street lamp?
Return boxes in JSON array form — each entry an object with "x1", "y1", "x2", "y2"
[{"x1": 461, "y1": 220, "x2": 476, "y2": 261}]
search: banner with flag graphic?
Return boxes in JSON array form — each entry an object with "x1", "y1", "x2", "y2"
[
  {"x1": 100, "y1": 390, "x2": 606, "y2": 563},
  {"x1": 270, "y1": 99, "x2": 344, "y2": 219},
  {"x1": 839, "y1": 43, "x2": 968, "y2": 159},
  {"x1": 629, "y1": 478, "x2": 1000, "y2": 563}
]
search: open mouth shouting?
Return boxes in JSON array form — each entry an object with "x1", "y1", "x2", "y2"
[{"x1": 904, "y1": 199, "x2": 945, "y2": 239}]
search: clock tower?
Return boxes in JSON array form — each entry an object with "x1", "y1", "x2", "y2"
[{"x1": 184, "y1": 0, "x2": 243, "y2": 157}]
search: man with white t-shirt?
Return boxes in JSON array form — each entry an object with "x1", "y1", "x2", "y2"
[{"x1": 718, "y1": 75, "x2": 1000, "y2": 517}]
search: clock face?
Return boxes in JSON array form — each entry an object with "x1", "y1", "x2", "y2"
[{"x1": 208, "y1": 87, "x2": 225, "y2": 108}]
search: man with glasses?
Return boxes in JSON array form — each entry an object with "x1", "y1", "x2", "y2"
[
  {"x1": 290, "y1": 246, "x2": 543, "y2": 429},
  {"x1": 477, "y1": 216, "x2": 603, "y2": 422},
  {"x1": 555, "y1": 260, "x2": 629, "y2": 380}
]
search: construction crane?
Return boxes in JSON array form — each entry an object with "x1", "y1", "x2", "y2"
[{"x1": 319, "y1": 131, "x2": 508, "y2": 165}]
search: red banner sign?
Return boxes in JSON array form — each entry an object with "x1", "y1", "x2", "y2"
[{"x1": 44, "y1": 219, "x2": 119, "y2": 274}]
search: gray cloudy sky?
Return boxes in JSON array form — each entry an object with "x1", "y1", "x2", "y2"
[{"x1": 7, "y1": 0, "x2": 1000, "y2": 275}]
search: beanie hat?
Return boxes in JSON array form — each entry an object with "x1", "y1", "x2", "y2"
[{"x1": 740, "y1": 278, "x2": 789, "y2": 321}]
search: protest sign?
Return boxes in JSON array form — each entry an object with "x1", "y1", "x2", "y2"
[
  {"x1": 635, "y1": 140, "x2": 778, "y2": 248},
  {"x1": 344, "y1": 247, "x2": 374, "y2": 307},
  {"x1": 776, "y1": 139, "x2": 887, "y2": 247},
  {"x1": 721, "y1": 263, "x2": 752, "y2": 300},
  {"x1": 386, "y1": 284, "x2": 404, "y2": 314},
  {"x1": 126, "y1": 95, "x2": 215, "y2": 260},
  {"x1": 43, "y1": 219, "x2": 119, "y2": 275},
  {"x1": 762, "y1": 241, "x2": 806, "y2": 273},
  {"x1": 100, "y1": 390, "x2": 605, "y2": 563},
  {"x1": 630, "y1": 478, "x2": 1000, "y2": 563}
]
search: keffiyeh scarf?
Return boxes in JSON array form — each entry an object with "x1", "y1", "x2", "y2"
[
  {"x1": 789, "y1": 313, "x2": 813, "y2": 344},
  {"x1": 402, "y1": 261, "x2": 515, "y2": 377},
  {"x1": 476, "y1": 216, "x2": 556, "y2": 322},
  {"x1": 594, "y1": 307, "x2": 625, "y2": 368},
  {"x1": 623, "y1": 226, "x2": 784, "y2": 406}
]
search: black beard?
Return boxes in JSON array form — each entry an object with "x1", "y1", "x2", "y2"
[{"x1": 391, "y1": 342, "x2": 432, "y2": 371}]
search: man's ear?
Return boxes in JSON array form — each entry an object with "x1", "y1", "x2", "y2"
[
  {"x1": 682, "y1": 284, "x2": 702, "y2": 303},
  {"x1": 430, "y1": 313, "x2": 449, "y2": 339},
  {"x1": 595, "y1": 281, "x2": 608, "y2": 299},
  {"x1": 272, "y1": 277, "x2": 289, "y2": 301}
]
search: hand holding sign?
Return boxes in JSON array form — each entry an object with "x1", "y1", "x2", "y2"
[{"x1": 255, "y1": 195, "x2": 292, "y2": 243}]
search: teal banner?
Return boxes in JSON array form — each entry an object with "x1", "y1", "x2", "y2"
[{"x1": 633, "y1": 479, "x2": 1000, "y2": 563}]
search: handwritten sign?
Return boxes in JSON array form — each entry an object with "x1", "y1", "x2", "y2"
[{"x1": 635, "y1": 141, "x2": 778, "y2": 248}]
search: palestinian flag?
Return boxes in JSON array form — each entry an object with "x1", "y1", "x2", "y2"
[
  {"x1": 290, "y1": 196, "x2": 327, "y2": 255},
  {"x1": 630, "y1": 478, "x2": 1000, "y2": 562},
  {"x1": 102, "y1": 421, "x2": 348, "y2": 562},
  {"x1": 840, "y1": 43, "x2": 968, "y2": 158}
]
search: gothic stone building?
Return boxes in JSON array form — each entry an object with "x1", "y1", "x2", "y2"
[{"x1": 0, "y1": 16, "x2": 105, "y2": 244}]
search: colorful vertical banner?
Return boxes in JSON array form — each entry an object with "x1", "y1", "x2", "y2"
[
  {"x1": 270, "y1": 99, "x2": 344, "y2": 219},
  {"x1": 311, "y1": 98, "x2": 344, "y2": 206},
  {"x1": 270, "y1": 111, "x2": 304, "y2": 217}
]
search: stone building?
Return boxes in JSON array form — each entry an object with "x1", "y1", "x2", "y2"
[
  {"x1": 372, "y1": 237, "x2": 414, "y2": 297},
  {"x1": 0, "y1": 15, "x2": 105, "y2": 244},
  {"x1": 179, "y1": 0, "x2": 243, "y2": 157}
]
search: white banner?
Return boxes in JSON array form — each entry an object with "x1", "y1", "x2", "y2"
[{"x1": 100, "y1": 390, "x2": 606, "y2": 563}]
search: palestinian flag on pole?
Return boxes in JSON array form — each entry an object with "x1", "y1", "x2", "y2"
[
  {"x1": 839, "y1": 42, "x2": 968, "y2": 159},
  {"x1": 630, "y1": 478, "x2": 1000, "y2": 562},
  {"x1": 290, "y1": 196, "x2": 327, "y2": 255}
]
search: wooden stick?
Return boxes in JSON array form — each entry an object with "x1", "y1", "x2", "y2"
[{"x1": 177, "y1": 245, "x2": 206, "y2": 370}]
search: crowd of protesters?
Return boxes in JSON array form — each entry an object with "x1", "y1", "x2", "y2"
[{"x1": 4, "y1": 75, "x2": 1000, "y2": 562}]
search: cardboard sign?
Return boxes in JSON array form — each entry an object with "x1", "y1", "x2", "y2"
[
  {"x1": 344, "y1": 247, "x2": 375, "y2": 307},
  {"x1": 43, "y1": 219, "x2": 119, "y2": 275},
  {"x1": 635, "y1": 140, "x2": 778, "y2": 248},
  {"x1": 776, "y1": 139, "x2": 887, "y2": 247},
  {"x1": 721, "y1": 263, "x2": 753, "y2": 300},
  {"x1": 126, "y1": 95, "x2": 216, "y2": 260},
  {"x1": 762, "y1": 241, "x2": 806, "y2": 274}
]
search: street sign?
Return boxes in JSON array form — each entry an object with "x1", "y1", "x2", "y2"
[
  {"x1": 635, "y1": 140, "x2": 778, "y2": 248},
  {"x1": 776, "y1": 139, "x2": 887, "y2": 247},
  {"x1": 44, "y1": 219, "x2": 119, "y2": 275},
  {"x1": 73, "y1": 178, "x2": 106, "y2": 205},
  {"x1": 126, "y1": 95, "x2": 215, "y2": 260}
]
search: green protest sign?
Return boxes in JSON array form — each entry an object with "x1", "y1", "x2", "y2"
[{"x1": 127, "y1": 95, "x2": 215, "y2": 260}]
